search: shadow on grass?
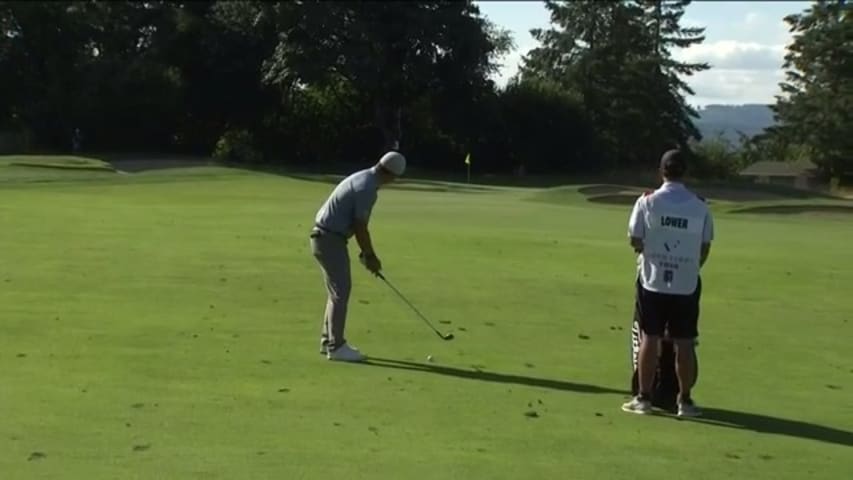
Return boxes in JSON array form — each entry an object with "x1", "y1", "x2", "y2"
[
  {"x1": 9, "y1": 162, "x2": 113, "y2": 172},
  {"x1": 574, "y1": 182, "x2": 845, "y2": 203},
  {"x1": 586, "y1": 194, "x2": 640, "y2": 206},
  {"x1": 577, "y1": 185, "x2": 632, "y2": 196},
  {"x1": 730, "y1": 205, "x2": 853, "y2": 216},
  {"x1": 362, "y1": 357, "x2": 628, "y2": 395},
  {"x1": 686, "y1": 408, "x2": 853, "y2": 448}
]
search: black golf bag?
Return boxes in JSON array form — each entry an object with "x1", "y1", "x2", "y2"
[{"x1": 630, "y1": 318, "x2": 699, "y2": 412}]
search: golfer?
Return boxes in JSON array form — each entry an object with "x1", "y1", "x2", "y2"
[
  {"x1": 309, "y1": 151, "x2": 406, "y2": 362},
  {"x1": 621, "y1": 149, "x2": 713, "y2": 417}
]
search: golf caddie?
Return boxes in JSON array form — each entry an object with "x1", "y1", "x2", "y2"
[
  {"x1": 309, "y1": 151, "x2": 406, "y2": 362},
  {"x1": 621, "y1": 149, "x2": 714, "y2": 417}
]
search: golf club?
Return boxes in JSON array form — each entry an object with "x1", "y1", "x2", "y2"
[{"x1": 376, "y1": 272, "x2": 454, "y2": 341}]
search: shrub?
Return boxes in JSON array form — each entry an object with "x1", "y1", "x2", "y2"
[{"x1": 212, "y1": 129, "x2": 263, "y2": 164}]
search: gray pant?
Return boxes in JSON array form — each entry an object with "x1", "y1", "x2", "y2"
[{"x1": 310, "y1": 232, "x2": 351, "y2": 350}]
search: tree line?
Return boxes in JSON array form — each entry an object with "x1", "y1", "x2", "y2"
[{"x1": 1, "y1": 1, "x2": 849, "y2": 178}]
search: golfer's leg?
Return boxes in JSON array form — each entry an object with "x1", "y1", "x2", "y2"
[
  {"x1": 311, "y1": 237, "x2": 330, "y2": 349},
  {"x1": 320, "y1": 238, "x2": 351, "y2": 350}
]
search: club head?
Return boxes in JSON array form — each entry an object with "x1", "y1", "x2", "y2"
[{"x1": 440, "y1": 333, "x2": 454, "y2": 341}]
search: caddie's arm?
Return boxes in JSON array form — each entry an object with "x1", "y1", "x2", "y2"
[
  {"x1": 700, "y1": 210, "x2": 714, "y2": 268},
  {"x1": 628, "y1": 195, "x2": 646, "y2": 253}
]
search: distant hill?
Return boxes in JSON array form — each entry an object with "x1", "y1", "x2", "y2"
[{"x1": 694, "y1": 104, "x2": 776, "y2": 144}]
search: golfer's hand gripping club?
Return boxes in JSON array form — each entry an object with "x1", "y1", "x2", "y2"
[{"x1": 359, "y1": 251, "x2": 382, "y2": 276}]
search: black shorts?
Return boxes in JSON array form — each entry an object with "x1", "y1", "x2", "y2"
[{"x1": 634, "y1": 278, "x2": 701, "y2": 339}]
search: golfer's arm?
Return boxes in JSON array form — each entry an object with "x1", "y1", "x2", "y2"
[
  {"x1": 353, "y1": 220, "x2": 376, "y2": 256},
  {"x1": 700, "y1": 243, "x2": 711, "y2": 267},
  {"x1": 630, "y1": 236, "x2": 644, "y2": 253}
]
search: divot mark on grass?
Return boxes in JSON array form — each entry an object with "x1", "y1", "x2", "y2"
[
  {"x1": 131, "y1": 403, "x2": 144, "y2": 409},
  {"x1": 133, "y1": 444, "x2": 151, "y2": 452},
  {"x1": 28, "y1": 452, "x2": 46, "y2": 461},
  {"x1": 524, "y1": 411, "x2": 539, "y2": 419},
  {"x1": 16, "y1": 353, "x2": 26, "y2": 358},
  {"x1": 278, "y1": 388, "x2": 290, "y2": 393},
  {"x1": 578, "y1": 334, "x2": 591, "y2": 340}
]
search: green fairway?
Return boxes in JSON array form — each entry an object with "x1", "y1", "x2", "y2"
[{"x1": 1, "y1": 158, "x2": 851, "y2": 479}]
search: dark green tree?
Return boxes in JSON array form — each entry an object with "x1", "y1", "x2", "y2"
[
  {"x1": 770, "y1": 0, "x2": 852, "y2": 177},
  {"x1": 261, "y1": 1, "x2": 510, "y2": 154},
  {"x1": 522, "y1": 0, "x2": 708, "y2": 167}
]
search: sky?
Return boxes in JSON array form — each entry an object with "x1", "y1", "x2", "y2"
[{"x1": 476, "y1": 1, "x2": 814, "y2": 107}]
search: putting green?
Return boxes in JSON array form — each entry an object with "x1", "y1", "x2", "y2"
[{"x1": 1, "y1": 159, "x2": 851, "y2": 479}]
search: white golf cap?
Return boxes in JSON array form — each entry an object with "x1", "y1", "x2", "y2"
[{"x1": 378, "y1": 151, "x2": 406, "y2": 176}]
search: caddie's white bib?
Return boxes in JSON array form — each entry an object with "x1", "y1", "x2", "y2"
[{"x1": 634, "y1": 185, "x2": 710, "y2": 295}]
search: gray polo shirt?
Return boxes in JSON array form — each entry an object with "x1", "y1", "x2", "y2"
[{"x1": 314, "y1": 168, "x2": 379, "y2": 237}]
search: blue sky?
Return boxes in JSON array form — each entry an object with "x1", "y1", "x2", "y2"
[{"x1": 476, "y1": 1, "x2": 814, "y2": 107}]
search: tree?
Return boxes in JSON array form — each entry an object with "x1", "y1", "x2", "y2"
[
  {"x1": 523, "y1": 1, "x2": 639, "y2": 166},
  {"x1": 1, "y1": 1, "x2": 93, "y2": 147},
  {"x1": 770, "y1": 0, "x2": 852, "y2": 177},
  {"x1": 635, "y1": 0, "x2": 709, "y2": 157},
  {"x1": 261, "y1": 1, "x2": 510, "y2": 154},
  {"x1": 522, "y1": 0, "x2": 708, "y2": 167}
]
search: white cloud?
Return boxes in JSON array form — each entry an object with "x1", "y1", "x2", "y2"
[
  {"x1": 686, "y1": 68, "x2": 787, "y2": 107},
  {"x1": 674, "y1": 40, "x2": 786, "y2": 71},
  {"x1": 673, "y1": 39, "x2": 791, "y2": 106}
]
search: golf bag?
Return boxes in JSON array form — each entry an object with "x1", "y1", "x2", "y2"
[{"x1": 630, "y1": 318, "x2": 699, "y2": 412}]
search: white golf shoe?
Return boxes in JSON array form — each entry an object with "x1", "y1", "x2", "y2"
[
  {"x1": 621, "y1": 396, "x2": 653, "y2": 415},
  {"x1": 677, "y1": 400, "x2": 702, "y2": 418},
  {"x1": 326, "y1": 343, "x2": 366, "y2": 362}
]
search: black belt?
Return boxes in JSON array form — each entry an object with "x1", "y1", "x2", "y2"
[{"x1": 311, "y1": 224, "x2": 347, "y2": 239}]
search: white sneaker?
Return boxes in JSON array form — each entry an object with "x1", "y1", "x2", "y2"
[
  {"x1": 326, "y1": 343, "x2": 366, "y2": 362},
  {"x1": 621, "y1": 396, "x2": 652, "y2": 415},
  {"x1": 677, "y1": 400, "x2": 702, "y2": 418}
]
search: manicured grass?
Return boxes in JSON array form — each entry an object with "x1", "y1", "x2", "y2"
[
  {"x1": 1, "y1": 159, "x2": 851, "y2": 479},
  {"x1": 2, "y1": 155, "x2": 114, "y2": 170}
]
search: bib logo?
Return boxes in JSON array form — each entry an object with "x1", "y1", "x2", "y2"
[
  {"x1": 661, "y1": 216, "x2": 689, "y2": 229},
  {"x1": 664, "y1": 240, "x2": 680, "y2": 252}
]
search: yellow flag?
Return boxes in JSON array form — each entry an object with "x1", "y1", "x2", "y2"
[{"x1": 464, "y1": 153, "x2": 471, "y2": 165}]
